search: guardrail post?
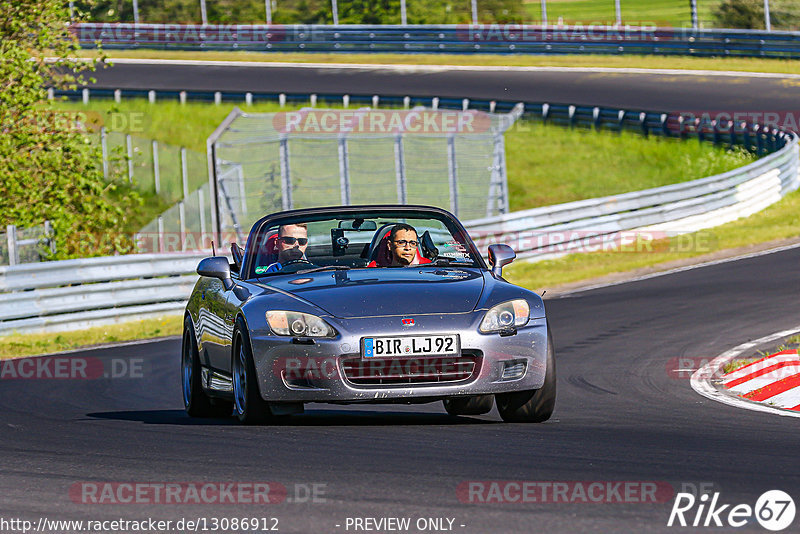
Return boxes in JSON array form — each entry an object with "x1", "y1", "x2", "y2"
[
  {"x1": 245, "y1": 92, "x2": 253, "y2": 106},
  {"x1": 489, "y1": 101, "x2": 496, "y2": 113},
  {"x1": 432, "y1": 97, "x2": 439, "y2": 110},
  {"x1": 462, "y1": 98, "x2": 469, "y2": 111},
  {"x1": 82, "y1": 88, "x2": 89, "y2": 105},
  {"x1": 114, "y1": 89, "x2": 121, "y2": 103},
  {"x1": 279, "y1": 135, "x2": 293, "y2": 210},
  {"x1": 403, "y1": 96, "x2": 410, "y2": 110},
  {"x1": 214, "y1": 92, "x2": 222, "y2": 105},
  {"x1": 180, "y1": 91, "x2": 187, "y2": 105},
  {"x1": 617, "y1": 109, "x2": 626, "y2": 133},
  {"x1": 148, "y1": 90, "x2": 156, "y2": 104},
  {"x1": 153, "y1": 140, "x2": 161, "y2": 194},
  {"x1": 372, "y1": 95, "x2": 379, "y2": 108},
  {"x1": 47, "y1": 88, "x2": 54, "y2": 100},
  {"x1": 310, "y1": 94, "x2": 317, "y2": 107},
  {"x1": 394, "y1": 135, "x2": 407, "y2": 204},
  {"x1": 593, "y1": 107, "x2": 601, "y2": 131},
  {"x1": 6, "y1": 225, "x2": 18, "y2": 266},
  {"x1": 568, "y1": 105, "x2": 576, "y2": 128},
  {"x1": 447, "y1": 135, "x2": 459, "y2": 216},
  {"x1": 640, "y1": 112, "x2": 649, "y2": 138},
  {"x1": 343, "y1": 94, "x2": 350, "y2": 108},
  {"x1": 126, "y1": 134, "x2": 134, "y2": 183},
  {"x1": 338, "y1": 136, "x2": 351, "y2": 205},
  {"x1": 100, "y1": 127, "x2": 109, "y2": 179},
  {"x1": 542, "y1": 103, "x2": 550, "y2": 125},
  {"x1": 279, "y1": 93, "x2": 286, "y2": 107}
]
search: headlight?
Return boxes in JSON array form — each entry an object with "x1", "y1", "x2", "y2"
[
  {"x1": 266, "y1": 311, "x2": 336, "y2": 337},
  {"x1": 479, "y1": 299, "x2": 530, "y2": 333}
]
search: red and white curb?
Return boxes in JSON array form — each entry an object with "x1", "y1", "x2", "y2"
[
  {"x1": 691, "y1": 326, "x2": 800, "y2": 419},
  {"x1": 721, "y1": 349, "x2": 800, "y2": 410}
]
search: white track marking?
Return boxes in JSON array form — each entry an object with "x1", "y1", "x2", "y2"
[
  {"x1": 1, "y1": 335, "x2": 180, "y2": 361},
  {"x1": 691, "y1": 326, "x2": 800, "y2": 419},
  {"x1": 101, "y1": 58, "x2": 800, "y2": 79}
]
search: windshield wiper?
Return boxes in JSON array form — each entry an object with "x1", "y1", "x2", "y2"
[
  {"x1": 296, "y1": 265, "x2": 352, "y2": 274},
  {"x1": 430, "y1": 257, "x2": 473, "y2": 266}
]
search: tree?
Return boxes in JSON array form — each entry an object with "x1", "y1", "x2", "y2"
[
  {"x1": 0, "y1": 0, "x2": 140, "y2": 258},
  {"x1": 712, "y1": 0, "x2": 764, "y2": 29}
]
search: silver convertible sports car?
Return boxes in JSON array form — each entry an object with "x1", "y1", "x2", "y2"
[{"x1": 182, "y1": 205, "x2": 555, "y2": 424}]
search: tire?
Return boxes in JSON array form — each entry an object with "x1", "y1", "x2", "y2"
[
  {"x1": 496, "y1": 328, "x2": 557, "y2": 423},
  {"x1": 443, "y1": 395, "x2": 494, "y2": 416},
  {"x1": 182, "y1": 316, "x2": 221, "y2": 417},
  {"x1": 232, "y1": 319, "x2": 272, "y2": 424}
]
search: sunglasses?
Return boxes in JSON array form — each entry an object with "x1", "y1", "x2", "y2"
[
  {"x1": 279, "y1": 236, "x2": 308, "y2": 246},
  {"x1": 392, "y1": 239, "x2": 419, "y2": 248}
]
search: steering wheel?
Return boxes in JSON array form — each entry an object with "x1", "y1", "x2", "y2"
[{"x1": 280, "y1": 259, "x2": 316, "y2": 273}]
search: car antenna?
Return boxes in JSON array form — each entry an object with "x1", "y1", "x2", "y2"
[
  {"x1": 541, "y1": 290, "x2": 547, "y2": 297},
  {"x1": 212, "y1": 240, "x2": 216, "y2": 256}
]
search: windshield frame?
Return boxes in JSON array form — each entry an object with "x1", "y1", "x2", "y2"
[{"x1": 241, "y1": 205, "x2": 487, "y2": 279}]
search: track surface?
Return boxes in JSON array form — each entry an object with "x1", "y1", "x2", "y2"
[
  {"x1": 2, "y1": 248, "x2": 799, "y2": 532},
  {"x1": 2, "y1": 63, "x2": 798, "y2": 532},
  {"x1": 86, "y1": 61, "x2": 800, "y2": 111}
]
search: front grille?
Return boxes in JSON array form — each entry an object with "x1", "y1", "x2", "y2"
[{"x1": 341, "y1": 352, "x2": 481, "y2": 386}]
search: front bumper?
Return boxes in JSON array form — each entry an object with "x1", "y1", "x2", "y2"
[{"x1": 249, "y1": 312, "x2": 549, "y2": 403}]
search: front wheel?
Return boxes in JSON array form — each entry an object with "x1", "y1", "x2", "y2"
[
  {"x1": 443, "y1": 395, "x2": 494, "y2": 416},
  {"x1": 496, "y1": 328, "x2": 557, "y2": 423},
  {"x1": 232, "y1": 320, "x2": 272, "y2": 424}
]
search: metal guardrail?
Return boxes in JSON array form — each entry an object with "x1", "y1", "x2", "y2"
[
  {"x1": 72, "y1": 23, "x2": 800, "y2": 58},
  {"x1": 10, "y1": 89, "x2": 797, "y2": 335},
  {"x1": 0, "y1": 253, "x2": 206, "y2": 334}
]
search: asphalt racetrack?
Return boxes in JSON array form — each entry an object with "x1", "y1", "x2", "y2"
[{"x1": 2, "y1": 63, "x2": 799, "y2": 533}]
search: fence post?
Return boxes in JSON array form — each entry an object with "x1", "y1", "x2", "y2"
[
  {"x1": 200, "y1": 0, "x2": 208, "y2": 25},
  {"x1": 126, "y1": 134, "x2": 134, "y2": 183},
  {"x1": 6, "y1": 225, "x2": 17, "y2": 266},
  {"x1": 157, "y1": 215, "x2": 164, "y2": 253},
  {"x1": 447, "y1": 135, "x2": 459, "y2": 216},
  {"x1": 394, "y1": 135, "x2": 407, "y2": 204},
  {"x1": 265, "y1": 0, "x2": 272, "y2": 23},
  {"x1": 198, "y1": 187, "x2": 208, "y2": 242},
  {"x1": 179, "y1": 200, "x2": 186, "y2": 251},
  {"x1": 338, "y1": 136, "x2": 351, "y2": 205},
  {"x1": 181, "y1": 147, "x2": 189, "y2": 200},
  {"x1": 279, "y1": 135, "x2": 293, "y2": 210},
  {"x1": 152, "y1": 140, "x2": 161, "y2": 194},
  {"x1": 237, "y1": 165, "x2": 248, "y2": 215},
  {"x1": 331, "y1": 0, "x2": 339, "y2": 24},
  {"x1": 400, "y1": 0, "x2": 407, "y2": 25},
  {"x1": 101, "y1": 127, "x2": 109, "y2": 180}
]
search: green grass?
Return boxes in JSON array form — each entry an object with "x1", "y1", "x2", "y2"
[
  {"x1": 524, "y1": 0, "x2": 717, "y2": 28},
  {"x1": 85, "y1": 50, "x2": 800, "y2": 76},
  {"x1": 57, "y1": 99, "x2": 753, "y2": 214},
  {"x1": 0, "y1": 315, "x2": 183, "y2": 360}
]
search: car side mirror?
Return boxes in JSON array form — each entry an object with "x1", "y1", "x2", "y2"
[
  {"x1": 197, "y1": 256, "x2": 234, "y2": 290},
  {"x1": 488, "y1": 244, "x2": 516, "y2": 278}
]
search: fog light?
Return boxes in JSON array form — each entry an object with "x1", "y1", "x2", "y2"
[{"x1": 501, "y1": 360, "x2": 526, "y2": 380}]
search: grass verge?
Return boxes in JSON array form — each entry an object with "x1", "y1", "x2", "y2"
[
  {"x1": 0, "y1": 315, "x2": 183, "y2": 360},
  {"x1": 83, "y1": 50, "x2": 800, "y2": 76}
]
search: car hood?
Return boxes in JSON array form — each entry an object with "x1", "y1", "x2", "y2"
[{"x1": 258, "y1": 268, "x2": 485, "y2": 318}]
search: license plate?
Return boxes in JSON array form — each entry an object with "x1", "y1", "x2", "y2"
[{"x1": 362, "y1": 335, "x2": 460, "y2": 358}]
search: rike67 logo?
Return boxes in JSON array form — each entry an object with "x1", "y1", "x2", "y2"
[{"x1": 668, "y1": 490, "x2": 796, "y2": 531}]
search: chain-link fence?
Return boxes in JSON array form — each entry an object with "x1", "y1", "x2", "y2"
[{"x1": 208, "y1": 106, "x2": 521, "y2": 243}]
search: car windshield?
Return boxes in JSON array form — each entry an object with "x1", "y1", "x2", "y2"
[{"x1": 246, "y1": 210, "x2": 482, "y2": 277}]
